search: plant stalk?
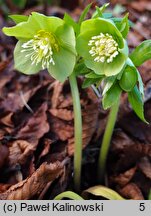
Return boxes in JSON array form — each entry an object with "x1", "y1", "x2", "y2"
[
  {"x1": 69, "y1": 73, "x2": 82, "y2": 192},
  {"x1": 97, "y1": 97, "x2": 120, "y2": 183}
]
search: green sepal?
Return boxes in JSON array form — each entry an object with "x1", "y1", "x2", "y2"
[
  {"x1": 129, "y1": 40, "x2": 151, "y2": 66},
  {"x1": 128, "y1": 86, "x2": 148, "y2": 123},
  {"x1": 102, "y1": 83, "x2": 122, "y2": 109},
  {"x1": 9, "y1": 14, "x2": 28, "y2": 24},
  {"x1": 14, "y1": 41, "x2": 42, "y2": 74},
  {"x1": 119, "y1": 64, "x2": 137, "y2": 92},
  {"x1": 48, "y1": 46, "x2": 76, "y2": 82},
  {"x1": 3, "y1": 12, "x2": 64, "y2": 40}
]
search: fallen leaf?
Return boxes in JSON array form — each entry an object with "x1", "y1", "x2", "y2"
[
  {"x1": 0, "y1": 161, "x2": 63, "y2": 200},
  {"x1": 0, "y1": 145, "x2": 9, "y2": 169},
  {"x1": 110, "y1": 167, "x2": 137, "y2": 187},
  {"x1": 15, "y1": 103, "x2": 49, "y2": 146},
  {"x1": 119, "y1": 183, "x2": 144, "y2": 200},
  {"x1": 138, "y1": 157, "x2": 151, "y2": 180}
]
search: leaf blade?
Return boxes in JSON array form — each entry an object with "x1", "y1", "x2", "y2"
[
  {"x1": 129, "y1": 40, "x2": 151, "y2": 66},
  {"x1": 128, "y1": 86, "x2": 148, "y2": 123}
]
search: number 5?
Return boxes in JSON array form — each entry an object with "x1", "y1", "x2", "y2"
[{"x1": 139, "y1": 203, "x2": 145, "y2": 211}]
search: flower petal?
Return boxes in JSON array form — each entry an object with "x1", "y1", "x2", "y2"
[
  {"x1": 3, "y1": 12, "x2": 64, "y2": 40},
  {"x1": 48, "y1": 47, "x2": 76, "y2": 82},
  {"x1": 104, "y1": 53, "x2": 127, "y2": 76},
  {"x1": 55, "y1": 23, "x2": 76, "y2": 55},
  {"x1": 80, "y1": 18, "x2": 124, "y2": 48},
  {"x1": 14, "y1": 41, "x2": 42, "y2": 74},
  {"x1": 76, "y1": 30, "x2": 96, "y2": 59}
]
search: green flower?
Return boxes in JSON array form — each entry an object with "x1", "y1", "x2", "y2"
[
  {"x1": 3, "y1": 12, "x2": 76, "y2": 82},
  {"x1": 76, "y1": 18, "x2": 128, "y2": 76}
]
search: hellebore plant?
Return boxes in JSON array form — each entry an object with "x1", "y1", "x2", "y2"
[
  {"x1": 3, "y1": 12, "x2": 82, "y2": 192},
  {"x1": 76, "y1": 5, "x2": 150, "y2": 182},
  {"x1": 2, "y1": 3, "x2": 151, "y2": 194}
]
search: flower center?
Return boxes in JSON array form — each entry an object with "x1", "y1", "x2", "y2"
[
  {"x1": 88, "y1": 33, "x2": 119, "y2": 63},
  {"x1": 21, "y1": 30, "x2": 59, "y2": 69}
]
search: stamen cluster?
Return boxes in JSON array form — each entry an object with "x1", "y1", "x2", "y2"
[
  {"x1": 88, "y1": 33, "x2": 119, "y2": 63},
  {"x1": 21, "y1": 30, "x2": 59, "y2": 69}
]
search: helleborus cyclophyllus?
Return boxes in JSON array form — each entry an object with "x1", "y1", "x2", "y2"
[
  {"x1": 2, "y1": 12, "x2": 76, "y2": 82},
  {"x1": 76, "y1": 18, "x2": 128, "y2": 76}
]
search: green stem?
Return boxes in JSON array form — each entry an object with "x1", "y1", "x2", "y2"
[
  {"x1": 69, "y1": 73, "x2": 82, "y2": 192},
  {"x1": 97, "y1": 97, "x2": 120, "y2": 183}
]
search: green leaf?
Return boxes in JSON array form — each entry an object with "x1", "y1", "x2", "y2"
[
  {"x1": 54, "y1": 191, "x2": 84, "y2": 200},
  {"x1": 117, "y1": 13, "x2": 129, "y2": 38},
  {"x1": 82, "y1": 77, "x2": 101, "y2": 88},
  {"x1": 74, "y1": 61, "x2": 90, "y2": 76},
  {"x1": 137, "y1": 70, "x2": 144, "y2": 96},
  {"x1": 92, "y1": 3, "x2": 110, "y2": 18},
  {"x1": 79, "y1": 3, "x2": 92, "y2": 25},
  {"x1": 129, "y1": 40, "x2": 151, "y2": 66},
  {"x1": 85, "y1": 72, "x2": 103, "y2": 79},
  {"x1": 77, "y1": 3, "x2": 92, "y2": 35},
  {"x1": 102, "y1": 83, "x2": 122, "y2": 109},
  {"x1": 112, "y1": 17, "x2": 134, "y2": 28},
  {"x1": 102, "y1": 76, "x2": 116, "y2": 95},
  {"x1": 9, "y1": 14, "x2": 28, "y2": 24},
  {"x1": 119, "y1": 65, "x2": 137, "y2": 92},
  {"x1": 63, "y1": 13, "x2": 78, "y2": 34},
  {"x1": 128, "y1": 86, "x2": 148, "y2": 123},
  {"x1": 82, "y1": 186, "x2": 125, "y2": 200}
]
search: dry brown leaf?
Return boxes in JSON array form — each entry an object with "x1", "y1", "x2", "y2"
[
  {"x1": 0, "y1": 184, "x2": 11, "y2": 193},
  {"x1": 51, "y1": 81, "x2": 64, "y2": 109},
  {"x1": 0, "y1": 145, "x2": 9, "y2": 169},
  {"x1": 110, "y1": 167, "x2": 137, "y2": 187},
  {"x1": 0, "y1": 112, "x2": 14, "y2": 127},
  {"x1": 119, "y1": 183, "x2": 144, "y2": 200},
  {"x1": 49, "y1": 108, "x2": 74, "y2": 121},
  {"x1": 0, "y1": 161, "x2": 63, "y2": 200},
  {"x1": 111, "y1": 129, "x2": 135, "y2": 153},
  {"x1": 138, "y1": 157, "x2": 151, "y2": 180},
  {"x1": 38, "y1": 138, "x2": 53, "y2": 160},
  {"x1": 15, "y1": 103, "x2": 49, "y2": 146},
  {"x1": 50, "y1": 116, "x2": 74, "y2": 141},
  {"x1": 8, "y1": 140, "x2": 35, "y2": 166}
]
